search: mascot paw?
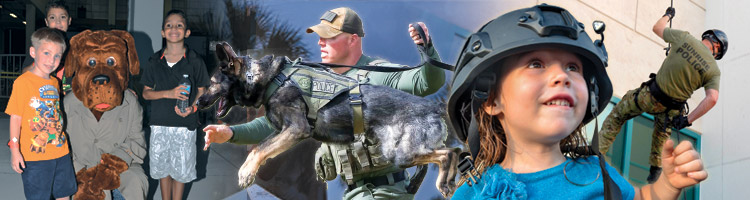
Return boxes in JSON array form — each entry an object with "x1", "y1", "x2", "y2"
[
  {"x1": 101, "y1": 153, "x2": 129, "y2": 173},
  {"x1": 75, "y1": 167, "x2": 106, "y2": 200},
  {"x1": 93, "y1": 153, "x2": 129, "y2": 191}
]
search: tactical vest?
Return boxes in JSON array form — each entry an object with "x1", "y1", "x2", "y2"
[{"x1": 312, "y1": 59, "x2": 402, "y2": 185}]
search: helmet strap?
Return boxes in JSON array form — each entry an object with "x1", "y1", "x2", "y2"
[
  {"x1": 702, "y1": 34, "x2": 721, "y2": 58},
  {"x1": 589, "y1": 77, "x2": 622, "y2": 200},
  {"x1": 468, "y1": 73, "x2": 496, "y2": 161},
  {"x1": 456, "y1": 92, "x2": 487, "y2": 187},
  {"x1": 457, "y1": 73, "x2": 496, "y2": 186}
]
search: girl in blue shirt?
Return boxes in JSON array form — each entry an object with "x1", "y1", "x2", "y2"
[{"x1": 445, "y1": 4, "x2": 707, "y2": 200}]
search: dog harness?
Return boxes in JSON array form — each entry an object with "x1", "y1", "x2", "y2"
[{"x1": 262, "y1": 58, "x2": 365, "y2": 133}]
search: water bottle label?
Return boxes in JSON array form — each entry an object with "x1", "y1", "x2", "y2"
[{"x1": 180, "y1": 85, "x2": 191, "y2": 95}]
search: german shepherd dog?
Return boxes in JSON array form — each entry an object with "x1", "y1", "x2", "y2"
[{"x1": 198, "y1": 42, "x2": 458, "y2": 196}]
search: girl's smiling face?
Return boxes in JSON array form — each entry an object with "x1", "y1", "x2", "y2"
[{"x1": 484, "y1": 48, "x2": 588, "y2": 144}]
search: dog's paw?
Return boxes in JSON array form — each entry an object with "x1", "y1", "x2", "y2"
[
  {"x1": 237, "y1": 170, "x2": 256, "y2": 188},
  {"x1": 439, "y1": 184, "x2": 456, "y2": 198},
  {"x1": 438, "y1": 179, "x2": 457, "y2": 198},
  {"x1": 237, "y1": 156, "x2": 260, "y2": 188}
]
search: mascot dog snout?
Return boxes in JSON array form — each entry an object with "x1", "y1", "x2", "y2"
[
  {"x1": 65, "y1": 30, "x2": 140, "y2": 119},
  {"x1": 64, "y1": 30, "x2": 139, "y2": 118}
]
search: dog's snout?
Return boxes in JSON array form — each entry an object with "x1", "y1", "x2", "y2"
[{"x1": 92, "y1": 75, "x2": 110, "y2": 85}]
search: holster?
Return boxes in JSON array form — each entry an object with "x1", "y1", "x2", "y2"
[{"x1": 636, "y1": 73, "x2": 687, "y2": 112}]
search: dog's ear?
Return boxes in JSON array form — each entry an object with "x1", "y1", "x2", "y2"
[
  {"x1": 109, "y1": 30, "x2": 140, "y2": 76},
  {"x1": 254, "y1": 55, "x2": 284, "y2": 85},
  {"x1": 65, "y1": 30, "x2": 93, "y2": 78},
  {"x1": 217, "y1": 42, "x2": 237, "y2": 63},
  {"x1": 270, "y1": 55, "x2": 286, "y2": 76},
  {"x1": 215, "y1": 43, "x2": 228, "y2": 63}
]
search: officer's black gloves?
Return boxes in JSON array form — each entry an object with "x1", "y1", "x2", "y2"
[
  {"x1": 671, "y1": 115, "x2": 691, "y2": 130},
  {"x1": 664, "y1": 7, "x2": 676, "y2": 21}
]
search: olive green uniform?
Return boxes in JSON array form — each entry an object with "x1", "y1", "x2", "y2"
[
  {"x1": 229, "y1": 47, "x2": 444, "y2": 199},
  {"x1": 599, "y1": 28, "x2": 720, "y2": 166}
]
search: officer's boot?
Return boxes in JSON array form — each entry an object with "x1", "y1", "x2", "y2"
[{"x1": 647, "y1": 165, "x2": 662, "y2": 184}]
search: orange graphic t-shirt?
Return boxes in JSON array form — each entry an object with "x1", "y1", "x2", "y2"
[{"x1": 5, "y1": 72, "x2": 69, "y2": 161}]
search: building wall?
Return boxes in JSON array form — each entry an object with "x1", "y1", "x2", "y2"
[
  {"x1": 703, "y1": 0, "x2": 750, "y2": 198},
  {"x1": 128, "y1": 0, "x2": 163, "y2": 51}
]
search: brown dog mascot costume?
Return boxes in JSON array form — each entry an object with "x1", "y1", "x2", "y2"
[{"x1": 64, "y1": 30, "x2": 148, "y2": 200}]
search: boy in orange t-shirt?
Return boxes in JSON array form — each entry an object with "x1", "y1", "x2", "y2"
[{"x1": 6, "y1": 27, "x2": 76, "y2": 200}]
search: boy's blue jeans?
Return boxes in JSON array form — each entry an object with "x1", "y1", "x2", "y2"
[{"x1": 112, "y1": 189, "x2": 126, "y2": 200}]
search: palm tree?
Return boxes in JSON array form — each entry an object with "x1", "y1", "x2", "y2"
[
  {"x1": 190, "y1": 9, "x2": 231, "y2": 44},
  {"x1": 223, "y1": 0, "x2": 310, "y2": 59},
  {"x1": 191, "y1": 0, "x2": 310, "y2": 60}
]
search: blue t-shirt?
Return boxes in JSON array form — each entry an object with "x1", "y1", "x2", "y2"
[{"x1": 452, "y1": 156, "x2": 635, "y2": 200}]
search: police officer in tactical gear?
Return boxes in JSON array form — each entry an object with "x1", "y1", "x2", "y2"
[
  {"x1": 309, "y1": 7, "x2": 445, "y2": 200},
  {"x1": 202, "y1": 7, "x2": 446, "y2": 200},
  {"x1": 599, "y1": 6, "x2": 728, "y2": 184}
]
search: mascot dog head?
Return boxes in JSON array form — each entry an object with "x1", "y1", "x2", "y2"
[
  {"x1": 198, "y1": 42, "x2": 284, "y2": 118},
  {"x1": 65, "y1": 30, "x2": 139, "y2": 119}
]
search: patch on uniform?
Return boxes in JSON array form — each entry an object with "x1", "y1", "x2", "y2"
[
  {"x1": 297, "y1": 77, "x2": 312, "y2": 89},
  {"x1": 321, "y1": 11, "x2": 337, "y2": 23},
  {"x1": 312, "y1": 80, "x2": 337, "y2": 94},
  {"x1": 368, "y1": 59, "x2": 406, "y2": 68},
  {"x1": 368, "y1": 59, "x2": 388, "y2": 66}
]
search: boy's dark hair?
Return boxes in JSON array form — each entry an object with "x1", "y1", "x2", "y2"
[
  {"x1": 46, "y1": 0, "x2": 69, "y2": 15},
  {"x1": 31, "y1": 27, "x2": 67, "y2": 52},
  {"x1": 163, "y1": 9, "x2": 189, "y2": 30}
]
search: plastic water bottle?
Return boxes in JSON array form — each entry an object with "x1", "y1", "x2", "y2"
[{"x1": 176, "y1": 74, "x2": 191, "y2": 113}]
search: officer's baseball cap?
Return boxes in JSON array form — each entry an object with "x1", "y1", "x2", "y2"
[{"x1": 307, "y1": 7, "x2": 365, "y2": 38}]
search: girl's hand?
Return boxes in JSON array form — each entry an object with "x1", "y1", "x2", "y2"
[
  {"x1": 10, "y1": 150, "x2": 25, "y2": 174},
  {"x1": 203, "y1": 124, "x2": 234, "y2": 151},
  {"x1": 660, "y1": 139, "x2": 708, "y2": 189}
]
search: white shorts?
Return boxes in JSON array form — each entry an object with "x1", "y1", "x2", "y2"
[{"x1": 149, "y1": 125, "x2": 197, "y2": 183}]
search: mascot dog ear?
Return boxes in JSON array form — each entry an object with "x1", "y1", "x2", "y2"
[
  {"x1": 109, "y1": 30, "x2": 140, "y2": 76},
  {"x1": 64, "y1": 30, "x2": 93, "y2": 79}
]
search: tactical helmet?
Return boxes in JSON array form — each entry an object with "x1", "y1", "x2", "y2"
[
  {"x1": 702, "y1": 29, "x2": 729, "y2": 60},
  {"x1": 447, "y1": 4, "x2": 612, "y2": 143}
]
